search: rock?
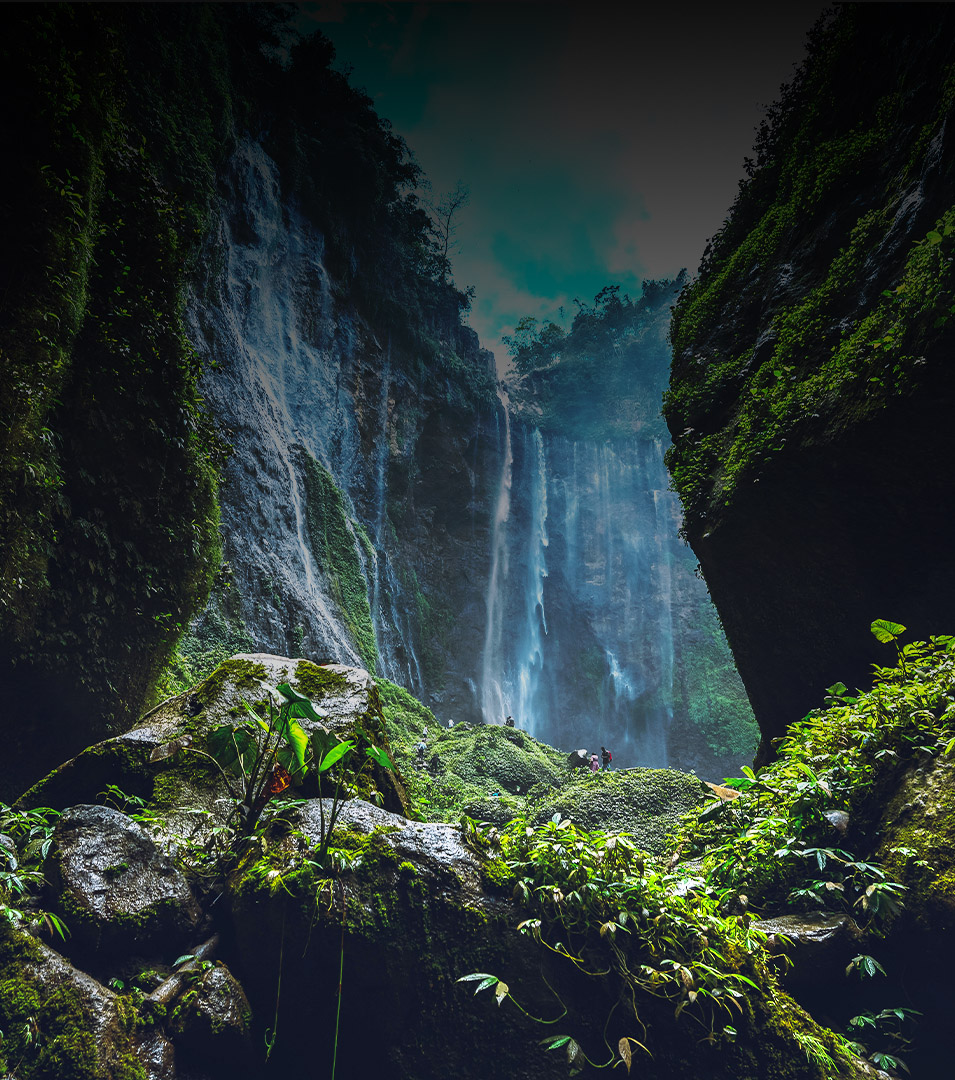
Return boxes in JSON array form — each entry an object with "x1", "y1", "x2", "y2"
[
  {"x1": 528, "y1": 768, "x2": 707, "y2": 854},
  {"x1": 45, "y1": 804, "x2": 203, "y2": 966},
  {"x1": 170, "y1": 961, "x2": 252, "y2": 1073},
  {"x1": 225, "y1": 796, "x2": 873, "y2": 1080},
  {"x1": 755, "y1": 912, "x2": 864, "y2": 990},
  {"x1": 0, "y1": 922, "x2": 178, "y2": 1080},
  {"x1": 663, "y1": 5, "x2": 955, "y2": 760},
  {"x1": 567, "y1": 748, "x2": 590, "y2": 771},
  {"x1": 19, "y1": 655, "x2": 409, "y2": 838}
]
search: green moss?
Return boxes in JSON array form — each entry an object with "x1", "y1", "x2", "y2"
[
  {"x1": 150, "y1": 567, "x2": 255, "y2": 706},
  {"x1": 665, "y1": 6, "x2": 955, "y2": 530},
  {"x1": 477, "y1": 855, "x2": 515, "y2": 894},
  {"x1": 0, "y1": 924, "x2": 148, "y2": 1080},
  {"x1": 298, "y1": 451, "x2": 378, "y2": 673},
  {"x1": 0, "y1": 6, "x2": 235, "y2": 796},
  {"x1": 195, "y1": 657, "x2": 268, "y2": 708},
  {"x1": 293, "y1": 659, "x2": 349, "y2": 698}
]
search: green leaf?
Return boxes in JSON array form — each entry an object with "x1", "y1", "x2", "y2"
[
  {"x1": 310, "y1": 728, "x2": 342, "y2": 764},
  {"x1": 740, "y1": 765, "x2": 757, "y2": 782},
  {"x1": 825, "y1": 682, "x2": 847, "y2": 697},
  {"x1": 542, "y1": 1036, "x2": 571, "y2": 1051},
  {"x1": 365, "y1": 744, "x2": 394, "y2": 770},
  {"x1": 871, "y1": 619, "x2": 906, "y2": 644},
  {"x1": 699, "y1": 799, "x2": 725, "y2": 822},
  {"x1": 207, "y1": 725, "x2": 258, "y2": 776},
  {"x1": 279, "y1": 717, "x2": 309, "y2": 778},
  {"x1": 794, "y1": 761, "x2": 819, "y2": 784},
  {"x1": 318, "y1": 740, "x2": 354, "y2": 773},
  {"x1": 457, "y1": 972, "x2": 499, "y2": 996},
  {"x1": 241, "y1": 700, "x2": 270, "y2": 732},
  {"x1": 927, "y1": 230, "x2": 943, "y2": 245},
  {"x1": 276, "y1": 682, "x2": 326, "y2": 723}
]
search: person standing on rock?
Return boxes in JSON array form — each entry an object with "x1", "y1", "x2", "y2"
[
  {"x1": 589, "y1": 753, "x2": 600, "y2": 774},
  {"x1": 601, "y1": 747, "x2": 612, "y2": 770}
]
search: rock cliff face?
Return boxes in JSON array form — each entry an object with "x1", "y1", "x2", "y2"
[
  {"x1": 183, "y1": 141, "x2": 754, "y2": 778},
  {"x1": 664, "y1": 5, "x2": 955, "y2": 759}
]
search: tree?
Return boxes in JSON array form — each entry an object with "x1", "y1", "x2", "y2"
[{"x1": 430, "y1": 180, "x2": 470, "y2": 281}]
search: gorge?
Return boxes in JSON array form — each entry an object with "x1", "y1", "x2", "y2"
[{"x1": 2, "y1": 4, "x2": 955, "y2": 1080}]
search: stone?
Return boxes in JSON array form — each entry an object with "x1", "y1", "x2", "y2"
[
  {"x1": 45, "y1": 804, "x2": 204, "y2": 965},
  {"x1": 0, "y1": 922, "x2": 179, "y2": 1080},
  {"x1": 754, "y1": 912, "x2": 864, "y2": 989},
  {"x1": 170, "y1": 961, "x2": 253, "y2": 1073}
]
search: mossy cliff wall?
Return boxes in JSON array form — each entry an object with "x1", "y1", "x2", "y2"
[
  {"x1": 0, "y1": 5, "x2": 498, "y2": 796},
  {"x1": 664, "y1": 5, "x2": 955, "y2": 759},
  {"x1": 0, "y1": 6, "x2": 236, "y2": 796}
]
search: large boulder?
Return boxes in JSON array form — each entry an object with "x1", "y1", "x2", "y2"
[
  {"x1": 44, "y1": 804, "x2": 204, "y2": 968},
  {"x1": 526, "y1": 768, "x2": 707, "y2": 853},
  {"x1": 226, "y1": 797, "x2": 872, "y2": 1080},
  {"x1": 0, "y1": 922, "x2": 176, "y2": 1080},
  {"x1": 18, "y1": 656, "x2": 409, "y2": 829}
]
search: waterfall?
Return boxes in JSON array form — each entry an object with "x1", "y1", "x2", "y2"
[
  {"x1": 515, "y1": 427, "x2": 549, "y2": 737},
  {"x1": 480, "y1": 386, "x2": 513, "y2": 725},
  {"x1": 478, "y1": 427, "x2": 698, "y2": 766}
]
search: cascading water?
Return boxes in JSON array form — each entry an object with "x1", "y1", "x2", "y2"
[
  {"x1": 479, "y1": 426, "x2": 714, "y2": 768},
  {"x1": 480, "y1": 386, "x2": 514, "y2": 725}
]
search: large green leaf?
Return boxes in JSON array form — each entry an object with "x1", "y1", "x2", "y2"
[
  {"x1": 365, "y1": 744, "x2": 394, "y2": 770},
  {"x1": 277, "y1": 682, "x2": 326, "y2": 723},
  {"x1": 208, "y1": 724, "x2": 259, "y2": 776},
  {"x1": 870, "y1": 619, "x2": 906, "y2": 644},
  {"x1": 317, "y1": 740, "x2": 354, "y2": 773},
  {"x1": 280, "y1": 717, "x2": 310, "y2": 779},
  {"x1": 310, "y1": 727, "x2": 341, "y2": 763}
]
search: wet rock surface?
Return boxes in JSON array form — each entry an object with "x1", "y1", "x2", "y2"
[
  {"x1": 0, "y1": 925, "x2": 179, "y2": 1080},
  {"x1": 45, "y1": 804, "x2": 204, "y2": 965},
  {"x1": 756, "y1": 912, "x2": 864, "y2": 988},
  {"x1": 170, "y1": 962, "x2": 252, "y2": 1072}
]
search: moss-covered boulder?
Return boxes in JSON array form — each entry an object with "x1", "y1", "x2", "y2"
[
  {"x1": 226, "y1": 796, "x2": 878, "y2": 1080},
  {"x1": 874, "y1": 751, "x2": 955, "y2": 934},
  {"x1": 19, "y1": 655, "x2": 409, "y2": 826},
  {"x1": 378, "y1": 679, "x2": 566, "y2": 821},
  {"x1": 0, "y1": 922, "x2": 173, "y2": 1080},
  {"x1": 168, "y1": 961, "x2": 252, "y2": 1075},
  {"x1": 664, "y1": 5, "x2": 955, "y2": 761},
  {"x1": 526, "y1": 768, "x2": 707, "y2": 854}
]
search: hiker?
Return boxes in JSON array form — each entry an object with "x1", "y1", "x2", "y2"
[
  {"x1": 416, "y1": 738, "x2": 427, "y2": 767},
  {"x1": 601, "y1": 746, "x2": 612, "y2": 770},
  {"x1": 504, "y1": 714, "x2": 515, "y2": 727},
  {"x1": 589, "y1": 753, "x2": 600, "y2": 774}
]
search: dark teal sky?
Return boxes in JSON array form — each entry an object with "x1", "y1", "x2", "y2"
[{"x1": 301, "y1": 2, "x2": 829, "y2": 366}]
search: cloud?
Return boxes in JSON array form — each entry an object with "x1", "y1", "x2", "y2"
[{"x1": 311, "y1": 1, "x2": 829, "y2": 354}]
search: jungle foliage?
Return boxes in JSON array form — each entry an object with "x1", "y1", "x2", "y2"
[{"x1": 665, "y1": 5, "x2": 955, "y2": 530}]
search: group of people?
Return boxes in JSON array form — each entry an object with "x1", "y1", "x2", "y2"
[
  {"x1": 568, "y1": 746, "x2": 613, "y2": 773},
  {"x1": 592, "y1": 746, "x2": 613, "y2": 772}
]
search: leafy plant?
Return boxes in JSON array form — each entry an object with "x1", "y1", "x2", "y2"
[
  {"x1": 459, "y1": 813, "x2": 775, "y2": 1073},
  {"x1": 0, "y1": 803, "x2": 67, "y2": 941},
  {"x1": 153, "y1": 682, "x2": 394, "y2": 872}
]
